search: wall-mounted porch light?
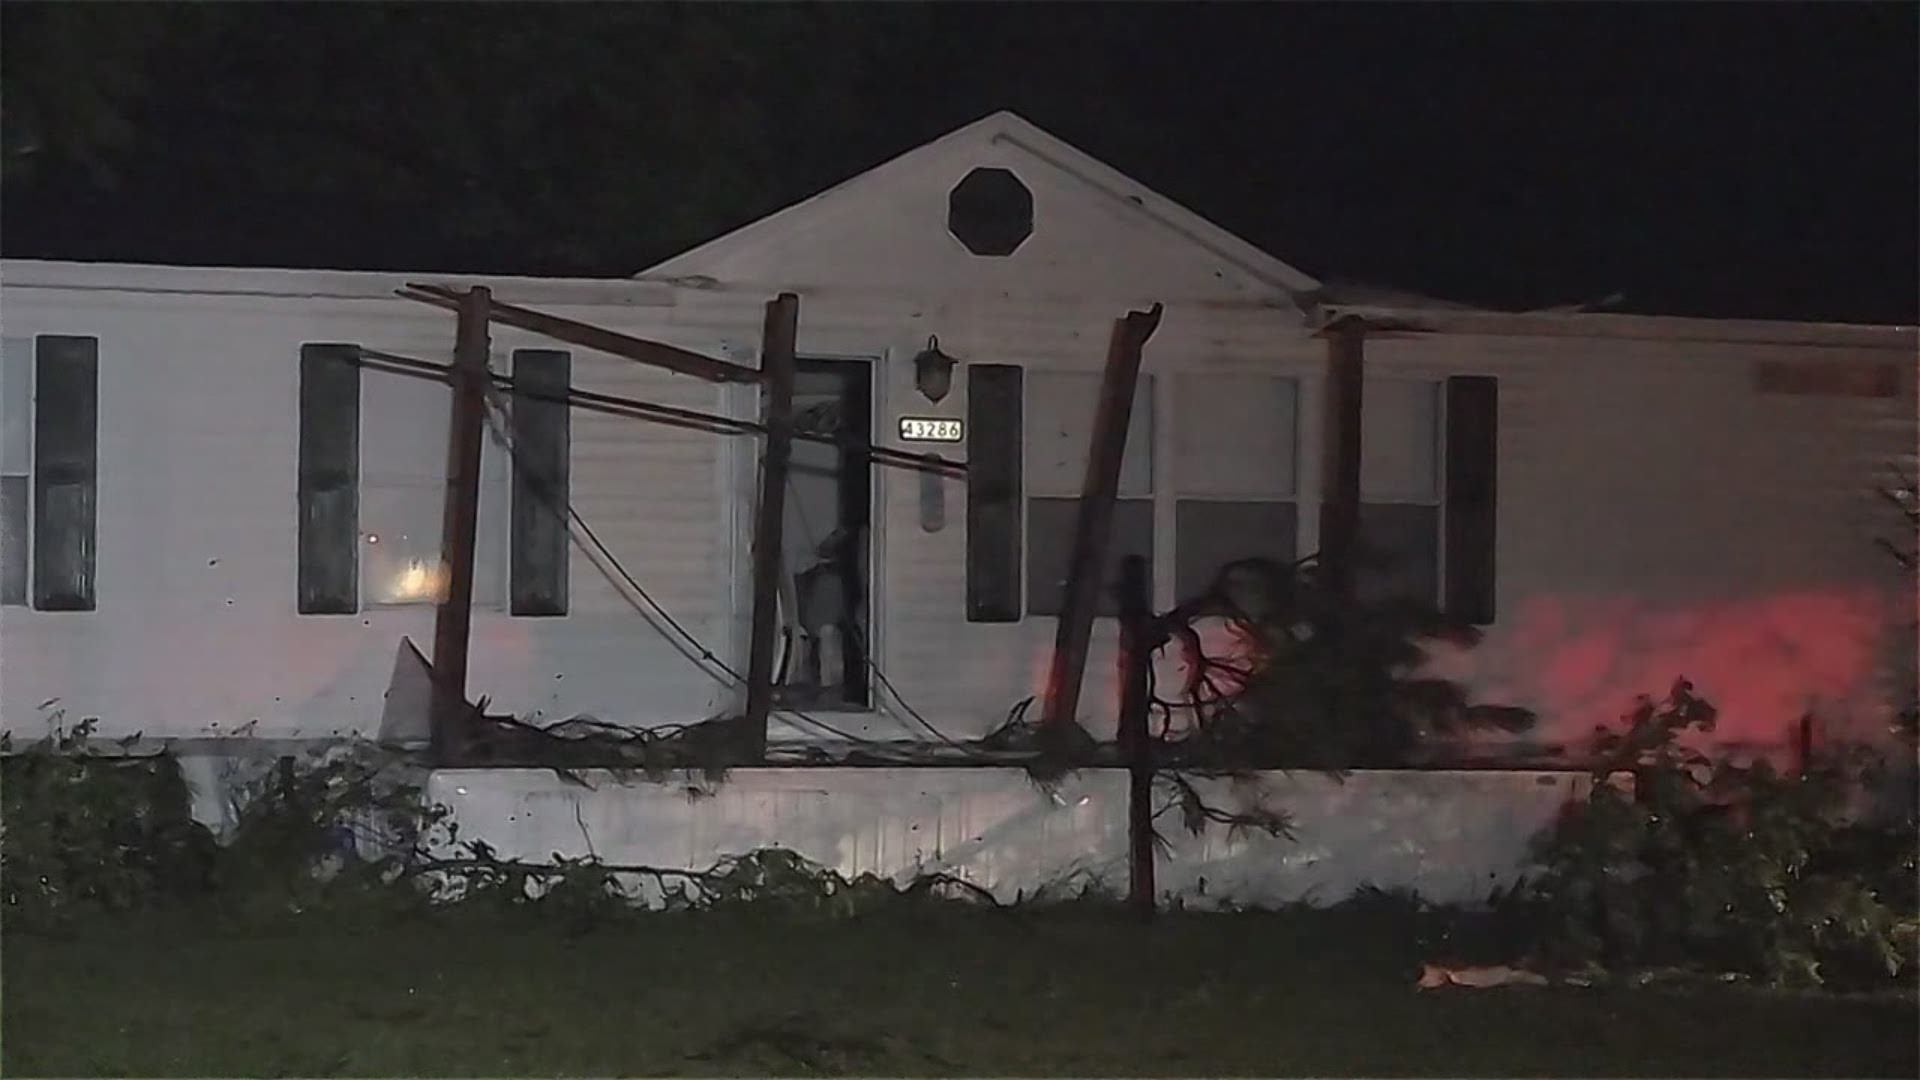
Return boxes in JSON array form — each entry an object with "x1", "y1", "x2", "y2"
[
  {"x1": 908, "y1": 336, "x2": 958, "y2": 536},
  {"x1": 912, "y1": 336, "x2": 957, "y2": 403}
]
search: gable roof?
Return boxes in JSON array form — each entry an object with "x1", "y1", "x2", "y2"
[{"x1": 639, "y1": 110, "x2": 1321, "y2": 299}]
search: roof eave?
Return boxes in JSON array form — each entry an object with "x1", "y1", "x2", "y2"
[
  {"x1": 1317, "y1": 302, "x2": 1919, "y2": 351},
  {"x1": 638, "y1": 110, "x2": 1321, "y2": 313}
]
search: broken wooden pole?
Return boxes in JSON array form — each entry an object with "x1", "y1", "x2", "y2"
[
  {"x1": 399, "y1": 284, "x2": 759, "y2": 384},
  {"x1": 429, "y1": 286, "x2": 492, "y2": 763},
  {"x1": 1795, "y1": 713, "x2": 1815, "y2": 778},
  {"x1": 1115, "y1": 553, "x2": 1158, "y2": 922},
  {"x1": 354, "y1": 346, "x2": 965, "y2": 477},
  {"x1": 1041, "y1": 303, "x2": 1163, "y2": 733},
  {"x1": 743, "y1": 293, "x2": 800, "y2": 758},
  {"x1": 1319, "y1": 317, "x2": 1366, "y2": 602}
]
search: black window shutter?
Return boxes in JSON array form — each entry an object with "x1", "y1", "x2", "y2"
[
  {"x1": 298, "y1": 343, "x2": 359, "y2": 614},
  {"x1": 966, "y1": 364, "x2": 1022, "y2": 621},
  {"x1": 32, "y1": 336, "x2": 98, "y2": 611},
  {"x1": 1443, "y1": 375, "x2": 1498, "y2": 625},
  {"x1": 510, "y1": 348, "x2": 570, "y2": 616}
]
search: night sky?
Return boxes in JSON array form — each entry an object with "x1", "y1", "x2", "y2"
[{"x1": 3, "y1": 3, "x2": 1915, "y2": 324}]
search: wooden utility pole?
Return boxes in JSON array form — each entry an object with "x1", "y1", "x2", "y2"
[
  {"x1": 429, "y1": 286, "x2": 492, "y2": 762},
  {"x1": 400, "y1": 282, "x2": 758, "y2": 384},
  {"x1": 1115, "y1": 553, "x2": 1159, "y2": 922},
  {"x1": 1319, "y1": 318, "x2": 1366, "y2": 602},
  {"x1": 1041, "y1": 303, "x2": 1163, "y2": 733},
  {"x1": 1794, "y1": 714, "x2": 1815, "y2": 778},
  {"x1": 743, "y1": 293, "x2": 800, "y2": 758}
]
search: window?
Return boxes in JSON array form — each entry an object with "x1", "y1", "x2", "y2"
[
  {"x1": 360, "y1": 363, "x2": 508, "y2": 609},
  {"x1": 1027, "y1": 497, "x2": 1153, "y2": 616},
  {"x1": 989, "y1": 366, "x2": 1492, "y2": 624},
  {"x1": 1, "y1": 337, "x2": 31, "y2": 606},
  {"x1": 298, "y1": 343, "x2": 509, "y2": 613},
  {"x1": 1173, "y1": 374, "x2": 1299, "y2": 602},
  {"x1": 2, "y1": 335, "x2": 98, "y2": 611},
  {"x1": 1356, "y1": 379, "x2": 1442, "y2": 608},
  {"x1": 948, "y1": 167, "x2": 1034, "y2": 256},
  {"x1": 1025, "y1": 371, "x2": 1153, "y2": 616}
]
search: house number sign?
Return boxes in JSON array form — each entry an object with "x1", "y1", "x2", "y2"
[{"x1": 898, "y1": 416, "x2": 964, "y2": 443}]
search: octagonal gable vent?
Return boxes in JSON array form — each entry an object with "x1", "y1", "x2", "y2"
[{"x1": 947, "y1": 167, "x2": 1033, "y2": 256}]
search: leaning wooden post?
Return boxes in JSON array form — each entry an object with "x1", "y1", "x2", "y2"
[
  {"x1": 1041, "y1": 303, "x2": 1163, "y2": 734},
  {"x1": 743, "y1": 293, "x2": 800, "y2": 759},
  {"x1": 1319, "y1": 317, "x2": 1366, "y2": 602},
  {"x1": 430, "y1": 285, "x2": 492, "y2": 763},
  {"x1": 1794, "y1": 713, "x2": 1815, "y2": 778},
  {"x1": 1116, "y1": 553, "x2": 1158, "y2": 922}
]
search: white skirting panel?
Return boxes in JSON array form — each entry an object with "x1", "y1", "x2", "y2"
[{"x1": 426, "y1": 767, "x2": 1597, "y2": 908}]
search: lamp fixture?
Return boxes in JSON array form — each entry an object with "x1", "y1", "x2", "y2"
[{"x1": 911, "y1": 336, "x2": 957, "y2": 403}]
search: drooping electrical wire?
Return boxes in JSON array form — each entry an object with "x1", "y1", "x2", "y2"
[
  {"x1": 473, "y1": 382, "x2": 881, "y2": 747},
  {"x1": 863, "y1": 655, "x2": 998, "y2": 759},
  {"x1": 359, "y1": 347, "x2": 993, "y2": 756}
]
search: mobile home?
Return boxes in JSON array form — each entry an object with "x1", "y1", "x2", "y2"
[{"x1": 4, "y1": 112, "x2": 1911, "y2": 902}]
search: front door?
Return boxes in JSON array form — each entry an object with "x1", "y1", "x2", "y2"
[{"x1": 774, "y1": 358, "x2": 872, "y2": 711}]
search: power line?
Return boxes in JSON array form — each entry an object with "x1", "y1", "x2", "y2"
[
  {"x1": 474, "y1": 383, "x2": 876, "y2": 746},
  {"x1": 865, "y1": 656, "x2": 998, "y2": 759},
  {"x1": 777, "y1": 470, "x2": 987, "y2": 750},
  {"x1": 361, "y1": 346, "x2": 985, "y2": 756}
]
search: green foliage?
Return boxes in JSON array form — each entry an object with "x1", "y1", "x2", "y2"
[
  {"x1": 1, "y1": 715, "x2": 459, "y2": 930},
  {"x1": 0, "y1": 4, "x2": 1065, "y2": 272},
  {"x1": 441, "y1": 842, "x2": 633, "y2": 932},
  {"x1": 443, "y1": 842, "x2": 1010, "y2": 927},
  {"x1": 1522, "y1": 679, "x2": 1920, "y2": 989},
  {"x1": 0, "y1": 4, "x2": 205, "y2": 183},
  {"x1": 1158, "y1": 556, "x2": 1535, "y2": 772},
  {"x1": 0, "y1": 714, "x2": 218, "y2": 928},
  {"x1": 2, "y1": 722, "x2": 1018, "y2": 933},
  {"x1": 213, "y1": 745, "x2": 451, "y2": 922},
  {"x1": 458, "y1": 712, "x2": 754, "y2": 784},
  {"x1": 1155, "y1": 771, "x2": 1295, "y2": 845},
  {"x1": 1130, "y1": 555, "x2": 1534, "y2": 847}
]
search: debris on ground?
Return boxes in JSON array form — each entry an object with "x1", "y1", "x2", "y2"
[{"x1": 1416, "y1": 963, "x2": 1551, "y2": 990}]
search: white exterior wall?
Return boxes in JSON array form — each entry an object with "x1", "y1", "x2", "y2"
[
  {"x1": 0, "y1": 261, "x2": 1322, "y2": 745},
  {"x1": 0, "y1": 265, "x2": 743, "y2": 739},
  {"x1": 633, "y1": 284, "x2": 1326, "y2": 745},
  {"x1": 1364, "y1": 332, "x2": 1916, "y2": 751},
  {"x1": 3, "y1": 289, "x2": 1910, "y2": 756}
]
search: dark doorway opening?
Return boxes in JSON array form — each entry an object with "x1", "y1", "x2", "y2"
[{"x1": 775, "y1": 358, "x2": 872, "y2": 711}]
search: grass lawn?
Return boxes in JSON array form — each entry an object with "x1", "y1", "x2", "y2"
[{"x1": 4, "y1": 907, "x2": 1915, "y2": 1078}]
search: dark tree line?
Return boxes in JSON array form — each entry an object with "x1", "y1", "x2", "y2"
[
  {"x1": 4, "y1": 2, "x2": 1913, "y2": 323},
  {"x1": 0, "y1": 4, "x2": 1153, "y2": 275}
]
